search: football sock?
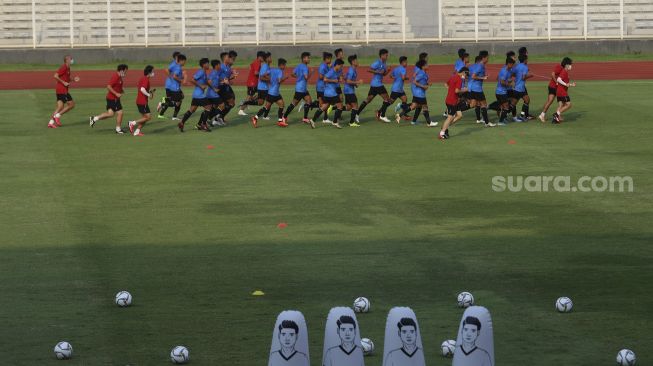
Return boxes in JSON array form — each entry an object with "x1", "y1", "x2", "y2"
[
  {"x1": 475, "y1": 106, "x2": 481, "y2": 121},
  {"x1": 277, "y1": 108, "x2": 283, "y2": 119},
  {"x1": 413, "y1": 107, "x2": 422, "y2": 123},
  {"x1": 256, "y1": 107, "x2": 267, "y2": 117},
  {"x1": 181, "y1": 110, "x2": 193, "y2": 124},
  {"x1": 379, "y1": 101, "x2": 391, "y2": 117},
  {"x1": 423, "y1": 110, "x2": 431, "y2": 123},
  {"x1": 350, "y1": 109, "x2": 358, "y2": 123},
  {"x1": 521, "y1": 103, "x2": 529, "y2": 116},
  {"x1": 358, "y1": 101, "x2": 368, "y2": 114},
  {"x1": 500, "y1": 108, "x2": 508, "y2": 121},
  {"x1": 173, "y1": 104, "x2": 181, "y2": 118},
  {"x1": 284, "y1": 104, "x2": 296, "y2": 118},
  {"x1": 263, "y1": 107, "x2": 270, "y2": 118},
  {"x1": 334, "y1": 108, "x2": 343, "y2": 124},
  {"x1": 481, "y1": 107, "x2": 489, "y2": 124}
]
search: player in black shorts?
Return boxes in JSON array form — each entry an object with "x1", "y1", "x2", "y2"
[
  {"x1": 158, "y1": 54, "x2": 187, "y2": 121},
  {"x1": 343, "y1": 54, "x2": 363, "y2": 127},
  {"x1": 89, "y1": 64, "x2": 128, "y2": 134},
  {"x1": 356, "y1": 49, "x2": 392, "y2": 122}
]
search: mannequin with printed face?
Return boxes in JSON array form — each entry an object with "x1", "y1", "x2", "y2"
[
  {"x1": 269, "y1": 311, "x2": 310, "y2": 366},
  {"x1": 322, "y1": 308, "x2": 365, "y2": 366}
]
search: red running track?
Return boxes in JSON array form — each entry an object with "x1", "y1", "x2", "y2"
[{"x1": 1, "y1": 61, "x2": 652, "y2": 91}]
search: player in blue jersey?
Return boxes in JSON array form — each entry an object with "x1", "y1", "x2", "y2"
[
  {"x1": 379, "y1": 56, "x2": 410, "y2": 123},
  {"x1": 395, "y1": 59, "x2": 437, "y2": 127},
  {"x1": 468, "y1": 51, "x2": 495, "y2": 127},
  {"x1": 213, "y1": 50, "x2": 238, "y2": 125},
  {"x1": 283, "y1": 52, "x2": 316, "y2": 128},
  {"x1": 343, "y1": 54, "x2": 363, "y2": 127},
  {"x1": 316, "y1": 52, "x2": 333, "y2": 123},
  {"x1": 157, "y1": 53, "x2": 186, "y2": 120},
  {"x1": 495, "y1": 57, "x2": 517, "y2": 126},
  {"x1": 332, "y1": 48, "x2": 345, "y2": 100},
  {"x1": 511, "y1": 53, "x2": 534, "y2": 121},
  {"x1": 252, "y1": 58, "x2": 289, "y2": 128},
  {"x1": 254, "y1": 52, "x2": 273, "y2": 122},
  {"x1": 357, "y1": 49, "x2": 392, "y2": 123},
  {"x1": 177, "y1": 58, "x2": 212, "y2": 132},
  {"x1": 312, "y1": 59, "x2": 346, "y2": 129},
  {"x1": 206, "y1": 59, "x2": 225, "y2": 126}
]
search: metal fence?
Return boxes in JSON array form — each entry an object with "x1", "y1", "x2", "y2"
[{"x1": 1, "y1": 0, "x2": 652, "y2": 48}]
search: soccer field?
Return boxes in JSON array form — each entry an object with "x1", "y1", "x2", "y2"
[{"x1": 0, "y1": 81, "x2": 652, "y2": 365}]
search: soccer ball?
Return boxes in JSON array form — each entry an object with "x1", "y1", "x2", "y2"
[
  {"x1": 441, "y1": 339, "x2": 456, "y2": 357},
  {"x1": 353, "y1": 297, "x2": 370, "y2": 313},
  {"x1": 555, "y1": 297, "x2": 573, "y2": 313},
  {"x1": 115, "y1": 291, "x2": 132, "y2": 307},
  {"x1": 616, "y1": 349, "x2": 636, "y2": 366},
  {"x1": 360, "y1": 338, "x2": 375, "y2": 356},
  {"x1": 457, "y1": 292, "x2": 474, "y2": 308},
  {"x1": 170, "y1": 346, "x2": 189, "y2": 364},
  {"x1": 54, "y1": 341, "x2": 73, "y2": 360}
]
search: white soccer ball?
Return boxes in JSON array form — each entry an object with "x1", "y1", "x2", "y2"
[
  {"x1": 441, "y1": 339, "x2": 456, "y2": 357},
  {"x1": 54, "y1": 341, "x2": 73, "y2": 360},
  {"x1": 115, "y1": 291, "x2": 132, "y2": 307},
  {"x1": 170, "y1": 345, "x2": 190, "y2": 364},
  {"x1": 457, "y1": 292, "x2": 474, "y2": 308},
  {"x1": 360, "y1": 338, "x2": 375, "y2": 356},
  {"x1": 353, "y1": 297, "x2": 370, "y2": 313},
  {"x1": 616, "y1": 349, "x2": 636, "y2": 366},
  {"x1": 555, "y1": 296, "x2": 573, "y2": 313}
]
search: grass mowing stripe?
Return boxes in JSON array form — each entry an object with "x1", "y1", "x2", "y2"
[{"x1": 0, "y1": 81, "x2": 651, "y2": 364}]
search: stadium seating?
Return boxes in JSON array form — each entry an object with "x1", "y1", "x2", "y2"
[{"x1": 1, "y1": 0, "x2": 652, "y2": 47}]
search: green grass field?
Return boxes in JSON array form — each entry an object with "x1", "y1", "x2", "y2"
[
  {"x1": 1, "y1": 52, "x2": 652, "y2": 71},
  {"x1": 0, "y1": 81, "x2": 652, "y2": 365}
]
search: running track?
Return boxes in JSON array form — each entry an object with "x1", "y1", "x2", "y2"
[{"x1": 1, "y1": 61, "x2": 652, "y2": 90}]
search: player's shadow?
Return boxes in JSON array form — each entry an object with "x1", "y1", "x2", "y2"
[
  {"x1": 560, "y1": 112, "x2": 583, "y2": 122},
  {"x1": 148, "y1": 122, "x2": 181, "y2": 134},
  {"x1": 450, "y1": 122, "x2": 488, "y2": 137}
]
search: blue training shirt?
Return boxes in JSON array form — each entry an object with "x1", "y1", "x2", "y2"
[
  {"x1": 293, "y1": 63, "x2": 309, "y2": 93},
  {"x1": 344, "y1": 66, "x2": 358, "y2": 95},
  {"x1": 324, "y1": 69, "x2": 339, "y2": 97},
  {"x1": 514, "y1": 62, "x2": 529, "y2": 92},
  {"x1": 468, "y1": 63, "x2": 486, "y2": 93},
  {"x1": 192, "y1": 69, "x2": 208, "y2": 99},
  {"x1": 166, "y1": 62, "x2": 182, "y2": 92},
  {"x1": 411, "y1": 68, "x2": 429, "y2": 98},
  {"x1": 370, "y1": 59, "x2": 387, "y2": 87},
  {"x1": 219, "y1": 63, "x2": 232, "y2": 88},
  {"x1": 454, "y1": 59, "x2": 466, "y2": 73},
  {"x1": 496, "y1": 66, "x2": 512, "y2": 95},
  {"x1": 257, "y1": 63, "x2": 270, "y2": 91},
  {"x1": 391, "y1": 65, "x2": 406, "y2": 93},
  {"x1": 206, "y1": 69, "x2": 221, "y2": 99},
  {"x1": 316, "y1": 62, "x2": 329, "y2": 92},
  {"x1": 268, "y1": 67, "x2": 283, "y2": 96}
]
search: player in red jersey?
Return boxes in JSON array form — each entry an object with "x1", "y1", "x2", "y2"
[
  {"x1": 552, "y1": 57, "x2": 575, "y2": 124},
  {"x1": 439, "y1": 67, "x2": 469, "y2": 140},
  {"x1": 89, "y1": 64, "x2": 129, "y2": 134},
  {"x1": 538, "y1": 59, "x2": 565, "y2": 122},
  {"x1": 48, "y1": 55, "x2": 78, "y2": 128},
  {"x1": 128, "y1": 65, "x2": 156, "y2": 136},
  {"x1": 238, "y1": 51, "x2": 266, "y2": 116}
]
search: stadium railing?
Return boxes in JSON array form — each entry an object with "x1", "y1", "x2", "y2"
[{"x1": 0, "y1": 0, "x2": 652, "y2": 48}]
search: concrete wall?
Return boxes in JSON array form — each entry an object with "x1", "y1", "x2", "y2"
[{"x1": 1, "y1": 39, "x2": 652, "y2": 65}]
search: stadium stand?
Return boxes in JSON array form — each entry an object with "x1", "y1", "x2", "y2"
[{"x1": 1, "y1": 0, "x2": 652, "y2": 47}]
